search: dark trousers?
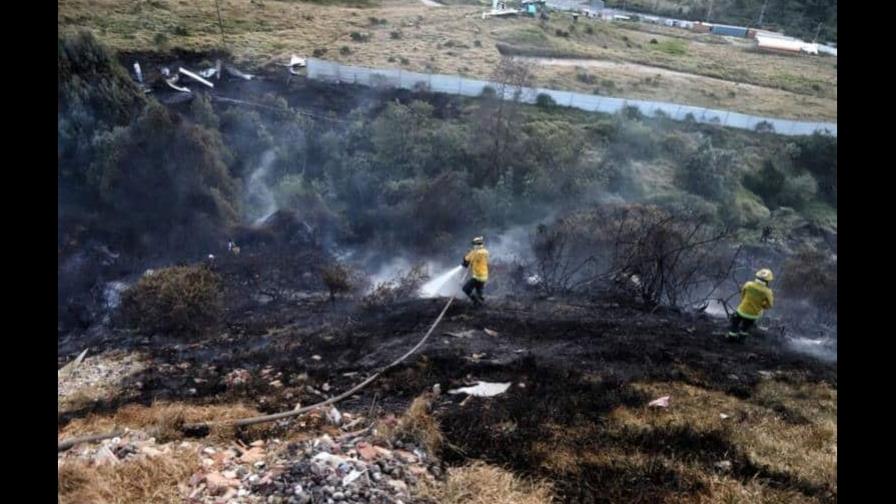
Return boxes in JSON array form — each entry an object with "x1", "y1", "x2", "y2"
[
  {"x1": 729, "y1": 312, "x2": 755, "y2": 335},
  {"x1": 463, "y1": 278, "x2": 485, "y2": 303}
]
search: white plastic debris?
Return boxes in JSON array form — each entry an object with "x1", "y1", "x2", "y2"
[
  {"x1": 327, "y1": 407, "x2": 343, "y2": 426},
  {"x1": 648, "y1": 396, "x2": 670, "y2": 408},
  {"x1": 287, "y1": 55, "x2": 307, "y2": 75},
  {"x1": 342, "y1": 469, "x2": 364, "y2": 486},
  {"x1": 165, "y1": 76, "x2": 191, "y2": 93},
  {"x1": 226, "y1": 65, "x2": 255, "y2": 80},
  {"x1": 448, "y1": 381, "x2": 511, "y2": 397},
  {"x1": 311, "y1": 452, "x2": 349, "y2": 467},
  {"x1": 198, "y1": 67, "x2": 218, "y2": 79},
  {"x1": 133, "y1": 62, "x2": 143, "y2": 83},
  {"x1": 483, "y1": 328, "x2": 499, "y2": 337},
  {"x1": 720, "y1": 413, "x2": 730, "y2": 420}
]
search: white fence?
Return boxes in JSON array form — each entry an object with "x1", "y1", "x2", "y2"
[{"x1": 306, "y1": 58, "x2": 836, "y2": 137}]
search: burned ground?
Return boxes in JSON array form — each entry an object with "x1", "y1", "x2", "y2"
[{"x1": 58, "y1": 245, "x2": 835, "y2": 502}]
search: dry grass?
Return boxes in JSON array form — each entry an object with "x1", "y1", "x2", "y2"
[
  {"x1": 58, "y1": 447, "x2": 197, "y2": 504},
  {"x1": 606, "y1": 378, "x2": 837, "y2": 499},
  {"x1": 58, "y1": 0, "x2": 836, "y2": 120},
  {"x1": 417, "y1": 461, "x2": 555, "y2": 504},
  {"x1": 376, "y1": 393, "x2": 444, "y2": 454},
  {"x1": 60, "y1": 401, "x2": 265, "y2": 442}
]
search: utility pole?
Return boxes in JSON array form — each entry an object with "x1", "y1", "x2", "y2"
[
  {"x1": 215, "y1": 0, "x2": 226, "y2": 47},
  {"x1": 757, "y1": 0, "x2": 769, "y2": 26},
  {"x1": 813, "y1": 21, "x2": 823, "y2": 43},
  {"x1": 706, "y1": 0, "x2": 715, "y2": 22}
]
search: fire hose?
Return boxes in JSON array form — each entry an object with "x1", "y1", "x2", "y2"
[{"x1": 58, "y1": 271, "x2": 469, "y2": 452}]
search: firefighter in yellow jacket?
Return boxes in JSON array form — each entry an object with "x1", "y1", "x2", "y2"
[
  {"x1": 462, "y1": 236, "x2": 489, "y2": 306},
  {"x1": 728, "y1": 268, "x2": 774, "y2": 341}
]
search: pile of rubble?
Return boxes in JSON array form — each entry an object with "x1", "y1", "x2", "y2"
[
  {"x1": 58, "y1": 350, "x2": 149, "y2": 409},
  {"x1": 59, "y1": 419, "x2": 441, "y2": 504},
  {"x1": 57, "y1": 429, "x2": 190, "y2": 468},
  {"x1": 186, "y1": 428, "x2": 439, "y2": 504}
]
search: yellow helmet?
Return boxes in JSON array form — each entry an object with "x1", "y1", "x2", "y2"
[
  {"x1": 472, "y1": 236, "x2": 484, "y2": 246},
  {"x1": 755, "y1": 268, "x2": 774, "y2": 282}
]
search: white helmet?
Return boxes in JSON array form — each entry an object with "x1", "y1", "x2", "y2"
[{"x1": 756, "y1": 268, "x2": 774, "y2": 283}]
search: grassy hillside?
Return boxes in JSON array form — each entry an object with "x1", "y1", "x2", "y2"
[{"x1": 57, "y1": 0, "x2": 836, "y2": 120}]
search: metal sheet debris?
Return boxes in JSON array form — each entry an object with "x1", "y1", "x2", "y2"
[
  {"x1": 226, "y1": 65, "x2": 255, "y2": 80},
  {"x1": 179, "y1": 67, "x2": 215, "y2": 88},
  {"x1": 448, "y1": 381, "x2": 511, "y2": 397}
]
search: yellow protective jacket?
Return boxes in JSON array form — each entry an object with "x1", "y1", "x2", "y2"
[
  {"x1": 736, "y1": 280, "x2": 774, "y2": 319},
  {"x1": 463, "y1": 246, "x2": 489, "y2": 282}
]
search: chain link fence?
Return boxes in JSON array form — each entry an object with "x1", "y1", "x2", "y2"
[{"x1": 307, "y1": 58, "x2": 836, "y2": 137}]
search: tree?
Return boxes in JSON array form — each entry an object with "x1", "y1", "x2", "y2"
[{"x1": 470, "y1": 57, "x2": 534, "y2": 187}]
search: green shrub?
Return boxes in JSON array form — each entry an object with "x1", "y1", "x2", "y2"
[
  {"x1": 121, "y1": 266, "x2": 222, "y2": 337},
  {"x1": 535, "y1": 93, "x2": 557, "y2": 108},
  {"x1": 350, "y1": 31, "x2": 370, "y2": 42},
  {"x1": 777, "y1": 173, "x2": 818, "y2": 210},
  {"x1": 743, "y1": 159, "x2": 786, "y2": 208},
  {"x1": 677, "y1": 138, "x2": 738, "y2": 203}
]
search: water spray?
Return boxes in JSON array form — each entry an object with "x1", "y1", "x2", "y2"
[{"x1": 419, "y1": 265, "x2": 464, "y2": 298}]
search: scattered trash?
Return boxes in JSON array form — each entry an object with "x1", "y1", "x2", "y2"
[
  {"x1": 342, "y1": 469, "x2": 364, "y2": 486},
  {"x1": 225, "y1": 65, "x2": 255, "y2": 80},
  {"x1": 58, "y1": 348, "x2": 89, "y2": 378},
  {"x1": 720, "y1": 413, "x2": 730, "y2": 420},
  {"x1": 287, "y1": 55, "x2": 307, "y2": 75},
  {"x1": 648, "y1": 396, "x2": 671, "y2": 408},
  {"x1": 483, "y1": 328, "x2": 499, "y2": 337},
  {"x1": 165, "y1": 75, "x2": 191, "y2": 93},
  {"x1": 327, "y1": 407, "x2": 343, "y2": 426},
  {"x1": 179, "y1": 67, "x2": 215, "y2": 88},
  {"x1": 714, "y1": 460, "x2": 732, "y2": 472},
  {"x1": 445, "y1": 330, "x2": 477, "y2": 339},
  {"x1": 198, "y1": 66, "x2": 218, "y2": 79},
  {"x1": 448, "y1": 381, "x2": 511, "y2": 397},
  {"x1": 311, "y1": 355, "x2": 322, "y2": 361},
  {"x1": 132, "y1": 62, "x2": 143, "y2": 84}
]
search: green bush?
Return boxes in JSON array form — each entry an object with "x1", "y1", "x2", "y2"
[
  {"x1": 350, "y1": 31, "x2": 370, "y2": 42},
  {"x1": 535, "y1": 93, "x2": 557, "y2": 108},
  {"x1": 677, "y1": 138, "x2": 738, "y2": 203},
  {"x1": 121, "y1": 266, "x2": 222, "y2": 337},
  {"x1": 777, "y1": 173, "x2": 818, "y2": 210},
  {"x1": 743, "y1": 159, "x2": 786, "y2": 208}
]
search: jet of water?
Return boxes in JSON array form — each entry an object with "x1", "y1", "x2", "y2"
[{"x1": 419, "y1": 265, "x2": 464, "y2": 298}]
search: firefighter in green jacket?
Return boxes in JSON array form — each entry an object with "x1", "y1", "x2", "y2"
[{"x1": 728, "y1": 268, "x2": 774, "y2": 341}]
